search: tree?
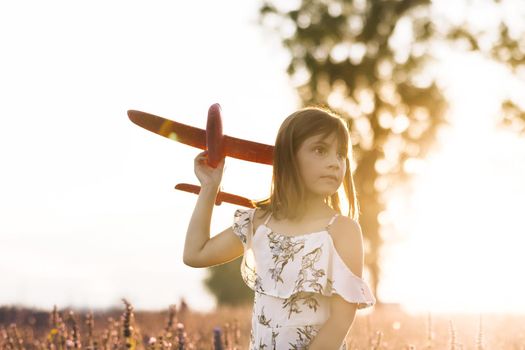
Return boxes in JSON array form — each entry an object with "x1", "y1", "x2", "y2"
[
  {"x1": 205, "y1": 0, "x2": 525, "y2": 306},
  {"x1": 204, "y1": 257, "x2": 254, "y2": 306}
]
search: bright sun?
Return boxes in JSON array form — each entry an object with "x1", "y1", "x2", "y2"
[{"x1": 378, "y1": 50, "x2": 525, "y2": 314}]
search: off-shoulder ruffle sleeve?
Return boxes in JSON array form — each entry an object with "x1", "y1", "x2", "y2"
[
  {"x1": 232, "y1": 208, "x2": 256, "y2": 250},
  {"x1": 240, "y1": 230, "x2": 376, "y2": 310},
  {"x1": 327, "y1": 235, "x2": 376, "y2": 309}
]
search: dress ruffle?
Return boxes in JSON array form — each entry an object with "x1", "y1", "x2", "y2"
[
  {"x1": 232, "y1": 208, "x2": 255, "y2": 248},
  {"x1": 232, "y1": 208, "x2": 376, "y2": 310}
]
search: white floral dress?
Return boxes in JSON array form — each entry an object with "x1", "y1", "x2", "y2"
[{"x1": 232, "y1": 208, "x2": 376, "y2": 350}]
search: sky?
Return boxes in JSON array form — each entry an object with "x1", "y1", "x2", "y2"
[
  {"x1": 0, "y1": 0, "x2": 298, "y2": 312},
  {"x1": 1, "y1": 0, "x2": 525, "y2": 315}
]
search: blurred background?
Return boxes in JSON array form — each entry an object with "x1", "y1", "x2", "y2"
[{"x1": 1, "y1": 0, "x2": 525, "y2": 317}]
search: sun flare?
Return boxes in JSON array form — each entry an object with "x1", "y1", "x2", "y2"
[{"x1": 380, "y1": 51, "x2": 525, "y2": 314}]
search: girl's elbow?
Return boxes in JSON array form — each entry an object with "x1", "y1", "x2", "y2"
[
  {"x1": 183, "y1": 257, "x2": 194, "y2": 267},
  {"x1": 183, "y1": 255, "x2": 210, "y2": 268},
  {"x1": 183, "y1": 255, "x2": 201, "y2": 268}
]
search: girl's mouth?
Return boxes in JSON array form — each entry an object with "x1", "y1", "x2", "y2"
[{"x1": 321, "y1": 175, "x2": 338, "y2": 182}]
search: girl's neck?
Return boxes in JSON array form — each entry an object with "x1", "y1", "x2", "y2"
[{"x1": 288, "y1": 197, "x2": 334, "y2": 223}]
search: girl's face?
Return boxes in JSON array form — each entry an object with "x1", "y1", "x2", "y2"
[{"x1": 296, "y1": 132, "x2": 346, "y2": 200}]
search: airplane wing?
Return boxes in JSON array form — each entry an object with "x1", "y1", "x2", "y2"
[
  {"x1": 128, "y1": 110, "x2": 207, "y2": 150},
  {"x1": 175, "y1": 183, "x2": 255, "y2": 208},
  {"x1": 128, "y1": 110, "x2": 274, "y2": 165},
  {"x1": 223, "y1": 135, "x2": 273, "y2": 165}
]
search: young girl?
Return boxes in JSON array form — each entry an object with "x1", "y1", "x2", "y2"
[{"x1": 183, "y1": 106, "x2": 376, "y2": 349}]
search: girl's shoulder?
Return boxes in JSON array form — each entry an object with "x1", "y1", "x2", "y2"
[
  {"x1": 328, "y1": 214, "x2": 361, "y2": 239},
  {"x1": 327, "y1": 214, "x2": 364, "y2": 277},
  {"x1": 332, "y1": 211, "x2": 357, "y2": 223},
  {"x1": 252, "y1": 207, "x2": 271, "y2": 228},
  {"x1": 233, "y1": 207, "x2": 270, "y2": 227}
]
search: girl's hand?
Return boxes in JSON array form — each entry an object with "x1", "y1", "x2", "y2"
[{"x1": 193, "y1": 150, "x2": 225, "y2": 189}]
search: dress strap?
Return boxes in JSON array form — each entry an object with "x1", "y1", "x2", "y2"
[
  {"x1": 326, "y1": 213, "x2": 340, "y2": 229},
  {"x1": 263, "y1": 212, "x2": 273, "y2": 225}
]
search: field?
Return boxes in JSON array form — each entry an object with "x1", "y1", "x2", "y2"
[{"x1": 1, "y1": 300, "x2": 525, "y2": 349}]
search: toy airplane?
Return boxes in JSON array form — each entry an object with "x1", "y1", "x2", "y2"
[{"x1": 127, "y1": 103, "x2": 274, "y2": 208}]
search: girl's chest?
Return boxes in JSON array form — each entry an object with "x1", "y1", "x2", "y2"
[{"x1": 251, "y1": 226, "x2": 332, "y2": 272}]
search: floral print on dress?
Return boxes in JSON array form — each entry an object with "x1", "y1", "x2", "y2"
[
  {"x1": 257, "y1": 339, "x2": 267, "y2": 350},
  {"x1": 282, "y1": 291, "x2": 319, "y2": 319},
  {"x1": 271, "y1": 330, "x2": 279, "y2": 350},
  {"x1": 233, "y1": 209, "x2": 251, "y2": 245},
  {"x1": 257, "y1": 306, "x2": 272, "y2": 327},
  {"x1": 267, "y1": 231, "x2": 306, "y2": 285},
  {"x1": 296, "y1": 247, "x2": 327, "y2": 294},
  {"x1": 231, "y1": 208, "x2": 376, "y2": 350},
  {"x1": 242, "y1": 258, "x2": 265, "y2": 293},
  {"x1": 288, "y1": 325, "x2": 319, "y2": 350}
]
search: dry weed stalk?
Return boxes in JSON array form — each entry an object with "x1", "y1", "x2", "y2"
[
  {"x1": 475, "y1": 314, "x2": 484, "y2": 350},
  {"x1": 67, "y1": 311, "x2": 81, "y2": 349},
  {"x1": 371, "y1": 330, "x2": 383, "y2": 350},
  {"x1": 424, "y1": 311, "x2": 433, "y2": 349},
  {"x1": 448, "y1": 319, "x2": 463, "y2": 350},
  {"x1": 84, "y1": 312, "x2": 96, "y2": 350},
  {"x1": 121, "y1": 299, "x2": 139, "y2": 350},
  {"x1": 176, "y1": 323, "x2": 185, "y2": 350}
]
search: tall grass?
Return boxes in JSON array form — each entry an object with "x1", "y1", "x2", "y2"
[{"x1": 1, "y1": 300, "x2": 524, "y2": 349}]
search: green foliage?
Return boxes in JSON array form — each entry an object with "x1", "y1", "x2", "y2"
[{"x1": 204, "y1": 257, "x2": 254, "y2": 306}]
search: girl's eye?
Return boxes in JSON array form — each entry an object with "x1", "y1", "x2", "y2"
[{"x1": 314, "y1": 146, "x2": 326, "y2": 155}]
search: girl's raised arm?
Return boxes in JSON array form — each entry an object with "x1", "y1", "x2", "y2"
[{"x1": 182, "y1": 151, "x2": 244, "y2": 267}]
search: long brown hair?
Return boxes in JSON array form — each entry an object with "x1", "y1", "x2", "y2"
[{"x1": 252, "y1": 106, "x2": 360, "y2": 222}]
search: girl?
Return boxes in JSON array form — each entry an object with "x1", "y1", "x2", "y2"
[{"x1": 183, "y1": 106, "x2": 376, "y2": 349}]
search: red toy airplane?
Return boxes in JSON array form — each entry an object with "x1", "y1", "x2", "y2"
[{"x1": 127, "y1": 103, "x2": 274, "y2": 208}]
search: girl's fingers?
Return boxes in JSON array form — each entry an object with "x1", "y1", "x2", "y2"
[
  {"x1": 195, "y1": 151, "x2": 209, "y2": 161},
  {"x1": 195, "y1": 151, "x2": 226, "y2": 171}
]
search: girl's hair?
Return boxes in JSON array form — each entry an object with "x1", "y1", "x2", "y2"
[{"x1": 252, "y1": 106, "x2": 360, "y2": 222}]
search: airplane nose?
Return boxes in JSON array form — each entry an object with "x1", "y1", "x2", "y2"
[
  {"x1": 207, "y1": 103, "x2": 224, "y2": 168},
  {"x1": 209, "y1": 103, "x2": 221, "y2": 113}
]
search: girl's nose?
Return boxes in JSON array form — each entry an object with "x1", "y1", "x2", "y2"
[{"x1": 328, "y1": 152, "x2": 342, "y2": 168}]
